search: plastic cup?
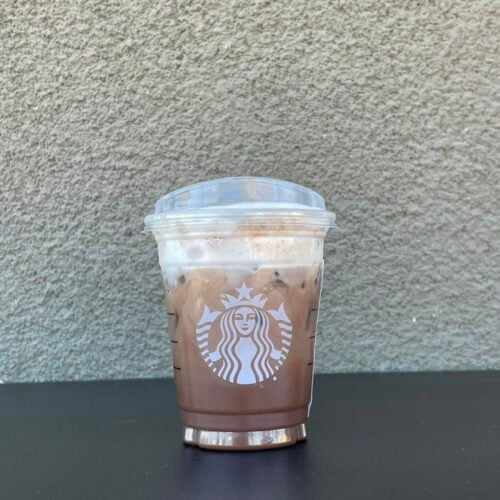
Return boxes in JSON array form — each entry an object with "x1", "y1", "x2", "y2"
[{"x1": 145, "y1": 177, "x2": 335, "y2": 450}]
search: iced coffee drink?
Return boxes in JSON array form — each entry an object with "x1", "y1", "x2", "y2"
[{"x1": 145, "y1": 177, "x2": 335, "y2": 450}]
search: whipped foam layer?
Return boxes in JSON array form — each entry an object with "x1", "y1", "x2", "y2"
[{"x1": 154, "y1": 233, "x2": 325, "y2": 284}]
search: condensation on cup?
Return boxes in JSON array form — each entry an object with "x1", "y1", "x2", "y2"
[{"x1": 145, "y1": 177, "x2": 335, "y2": 450}]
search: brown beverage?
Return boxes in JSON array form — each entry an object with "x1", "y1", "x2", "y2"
[
  {"x1": 164, "y1": 263, "x2": 322, "y2": 446},
  {"x1": 145, "y1": 177, "x2": 335, "y2": 450}
]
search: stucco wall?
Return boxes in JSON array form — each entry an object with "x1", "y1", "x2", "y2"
[{"x1": 1, "y1": 1, "x2": 499, "y2": 382}]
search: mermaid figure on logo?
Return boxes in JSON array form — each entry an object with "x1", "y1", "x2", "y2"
[{"x1": 197, "y1": 284, "x2": 292, "y2": 385}]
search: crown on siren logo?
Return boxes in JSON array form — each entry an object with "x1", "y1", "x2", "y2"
[{"x1": 220, "y1": 283, "x2": 267, "y2": 309}]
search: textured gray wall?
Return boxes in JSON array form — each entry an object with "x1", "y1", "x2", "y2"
[{"x1": 1, "y1": 1, "x2": 499, "y2": 382}]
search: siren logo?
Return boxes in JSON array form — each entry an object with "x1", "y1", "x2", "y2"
[{"x1": 195, "y1": 283, "x2": 292, "y2": 385}]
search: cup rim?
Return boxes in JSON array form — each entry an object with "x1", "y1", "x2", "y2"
[{"x1": 144, "y1": 207, "x2": 336, "y2": 232}]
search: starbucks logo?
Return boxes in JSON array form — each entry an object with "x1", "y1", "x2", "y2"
[{"x1": 195, "y1": 283, "x2": 292, "y2": 385}]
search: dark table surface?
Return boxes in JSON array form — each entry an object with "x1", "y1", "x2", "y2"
[{"x1": 1, "y1": 372, "x2": 499, "y2": 500}]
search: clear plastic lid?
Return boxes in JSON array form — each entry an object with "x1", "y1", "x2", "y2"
[{"x1": 144, "y1": 176, "x2": 335, "y2": 232}]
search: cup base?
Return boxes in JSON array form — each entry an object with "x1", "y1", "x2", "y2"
[{"x1": 183, "y1": 423, "x2": 307, "y2": 450}]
